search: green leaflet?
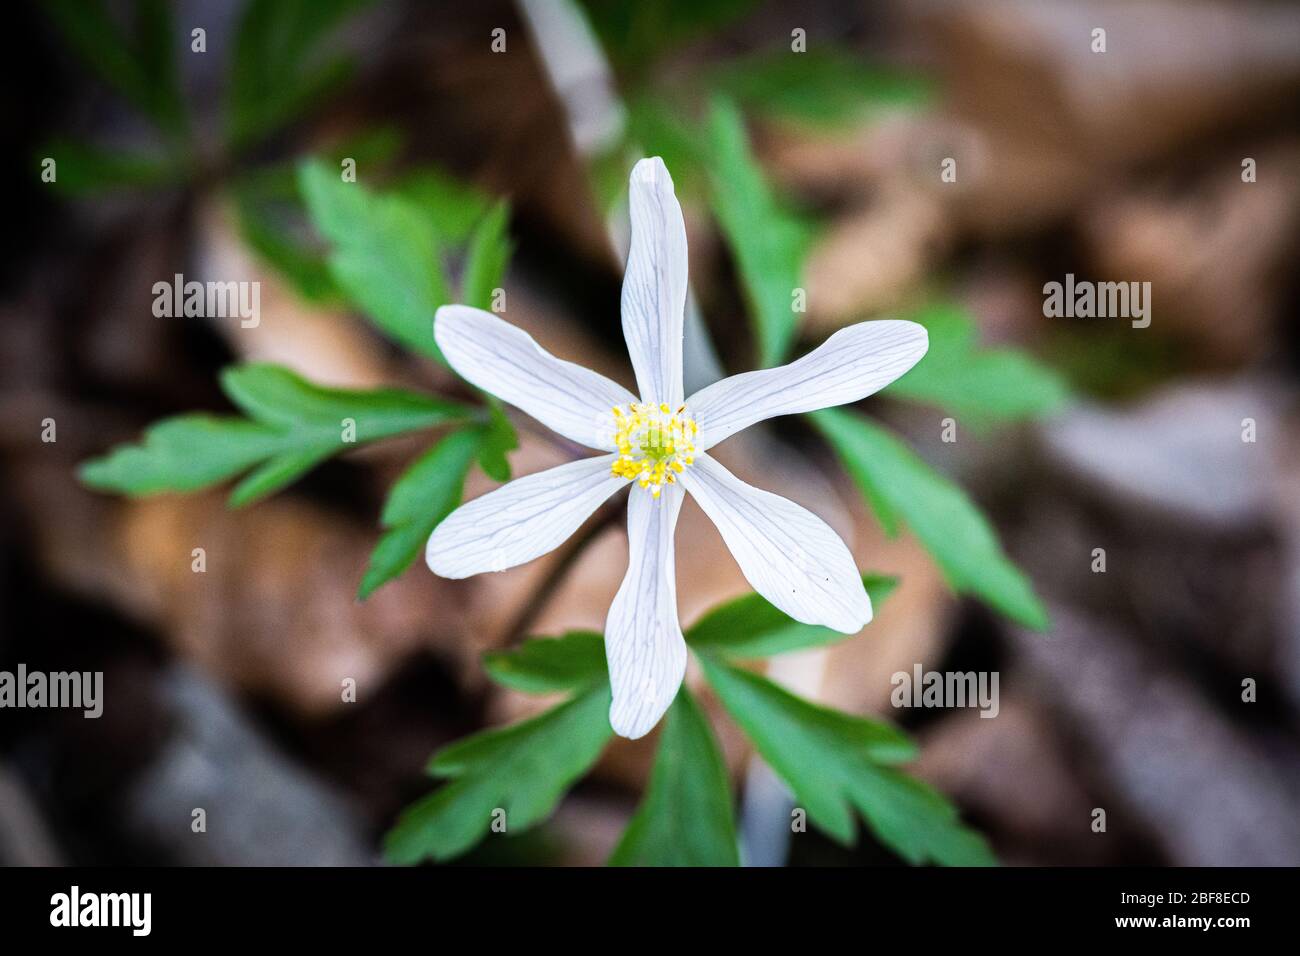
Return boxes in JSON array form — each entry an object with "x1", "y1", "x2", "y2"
[
  {"x1": 218, "y1": 364, "x2": 462, "y2": 437},
  {"x1": 298, "y1": 158, "x2": 452, "y2": 361},
  {"x1": 384, "y1": 681, "x2": 613, "y2": 864},
  {"x1": 578, "y1": 0, "x2": 760, "y2": 72},
  {"x1": 704, "y1": 97, "x2": 812, "y2": 367},
  {"x1": 39, "y1": 139, "x2": 184, "y2": 196},
  {"x1": 886, "y1": 302, "x2": 1070, "y2": 426},
  {"x1": 357, "y1": 428, "x2": 482, "y2": 600},
  {"x1": 474, "y1": 402, "x2": 517, "y2": 483},
  {"x1": 394, "y1": 168, "x2": 494, "y2": 246},
  {"x1": 609, "y1": 686, "x2": 739, "y2": 866},
  {"x1": 687, "y1": 574, "x2": 897, "y2": 658},
  {"x1": 79, "y1": 415, "x2": 288, "y2": 497},
  {"x1": 79, "y1": 363, "x2": 469, "y2": 506},
  {"x1": 698, "y1": 653, "x2": 995, "y2": 866},
  {"x1": 226, "y1": 0, "x2": 370, "y2": 149},
  {"x1": 44, "y1": 0, "x2": 188, "y2": 137},
  {"x1": 461, "y1": 200, "x2": 513, "y2": 313},
  {"x1": 232, "y1": 177, "x2": 338, "y2": 304},
  {"x1": 231, "y1": 132, "x2": 407, "y2": 304},
  {"x1": 483, "y1": 632, "x2": 608, "y2": 695},
  {"x1": 812, "y1": 408, "x2": 1048, "y2": 629},
  {"x1": 711, "y1": 49, "x2": 933, "y2": 127}
]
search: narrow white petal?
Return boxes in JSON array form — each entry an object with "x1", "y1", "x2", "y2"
[
  {"x1": 687, "y1": 320, "x2": 928, "y2": 450},
  {"x1": 681, "y1": 455, "x2": 871, "y2": 633},
  {"x1": 435, "y1": 305, "x2": 636, "y2": 451},
  {"x1": 605, "y1": 482, "x2": 687, "y2": 739},
  {"x1": 426, "y1": 455, "x2": 625, "y2": 578},
  {"x1": 621, "y1": 157, "x2": 688, "y2": 407}
]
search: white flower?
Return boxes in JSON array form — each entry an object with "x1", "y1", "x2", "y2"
[{"x1": 427, "y1": 158, "x2": 928, "y2": 739}]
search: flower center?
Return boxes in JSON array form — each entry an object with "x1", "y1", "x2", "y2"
[{"x1": 610, "y1": 402, "x2": 698, "y2": 498}]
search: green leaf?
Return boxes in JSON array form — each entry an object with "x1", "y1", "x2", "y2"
[
  {"x1": 298, "y1": 158, "x2": 452, "y2": 360},
  {"x1": 475, "y1": 402, "x2": 517, "y2": 483},
  {"x1": 219, "y1": 364, "x2": 464, "y2": 438},
  {"x1": 483, "y1": 631, "x2": 608, "y2": 695},
  {"x1": 357, "y1": 428, "x2": 481, "y2": 600},
  {"x1": 228, "y1": 446, "x2": 335, "y2": 508},
  {"x1": 227, "y1": 0, "x2": 370, "y2": 149},
  {"x1": 79, "y1": 364, "x2": 469, "y2": 503},
  {"x1": 687, "y1": 575, "x2": 897, "y2": 658},
  {"x1": 886, "y1": 303, "x2": 1070, "y2": 426},
  {"x1": 79, "y1": 415, "x2": 287, "y2": 495},
  {"x1": 620, "y1": 95, "x2": 707, "y2": 200},
  {"x1": 704, "y1": 98, "x2": 812, "y2": 367},
  {"x1": 232, "y1": 176, "x2": 338, "y2": 303},
  {"x1": 40, "y1": 139, "x2": 183, "y2": 195},
  {"x1": 813, "y1": 408, "x2": 1048, "y2": 629},
  {"x1": 44, "y1": 0, "x2": 188, "y2": 137},
  {"x1": 609, "y1": 686, "x2": 739, "y2": 866},
  {"x1": 461, "y1": 200, "x2": 512, "y2": 312},
  {"x1": 698, "y1": 654, "x2": 994, "y2": 865},
  {"x1": 712, "y1": 49, "x2": 933, "y2": 127},
  {"x1": 578, "y1": 0, "x2": 760, "y2": 72},
  {"x1": 394, "y1": 168, "x2": 493, "y2": 246},
  {"x1": 384, "y1": 682, "x2": 613, "y2": 864}
]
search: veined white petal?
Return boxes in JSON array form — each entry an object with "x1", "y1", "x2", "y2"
[
  {"x1": 621, "y1": 157, "x2": 688, "y2": 407},
  {"x1": 605, "y1": 482, "x2": 687, "y2": 739},
  {"x1": 435, "y1": 305, "x2": 636, "y2": 451},
  {"x1": 426, "y1": 454, "x2": 625, "y2": 578},
  {"x1": 687, "y1": 320, "x2": 928, "y2": 450},
  {"x1": 681, "y1": 455, "x2": 871, "y2": 633}
]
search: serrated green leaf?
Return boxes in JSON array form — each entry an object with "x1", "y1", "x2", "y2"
[
  {"x1": 705, "y1": 97, "x2": 811, "y2": 367},
  {"x1": 687, "y1": 574, "x2": 897, "y2": 658},
  {"x1": 80, "y1": 364, "x2": 468, "y2": 502},
  {"x1": 232, "y1": 177, "x2": 338, "y2": 303},
  {"x1": 134, "y1": 0, "x2": 185, "y2": 132},
  {"x1": 462, "y1": 200, "x2": 512, "y2": 312},
  {"x1": 357, "y1": 428, "x2": 480, "y2": 600},
  {"x1": 887, "y1": 302, "x2": 1070, "y2": 426},
  {"x1": 609, "y1": 686, "x2": 739, "y2": 866},
  {"x1": 813, "y1": 408, "x2": 1048, "y2": 630},
  {"x1": 578, "y1": 0, "x2": 759, "y2": 71},
  {"x1": 385, "y1": 682, "x2": 613, "y2": 864},
  {"x1": 45, "y1": 0, "x2": 188, "y2": 137},
  {"x1": 228, "y1": 446, "x2": 334, "y2": 508},
  {"x1": 394, "y1": 168, "x2": 493, "y2": 246},
  {"x1": 219, "y1": 363, "x2": 466, "y2": 438},
  {"x1": 483, "y1": 632, "x2": 608, "y2": 695},
  {"x1": 40, "y1": 139, "x2": 184, "y2": 195},
  {"x1": 298, "y1": 158, "x2": 452, "y2": 360},
  {"x1": 698, "y1": 654, "x2": 994, "y2": 865},
  {"x1": 79, "y1": 415, "x2": 286, "y2": 495},
  {"x1": 475, "y1": 402, "x2": 517, "y2": 482},
  {"x1": 620, "y1": 95, "x2": 707, "y2": 200},
  {"x1": 712, "y1": 49, "x2": 933, "y2": 127},
  {"x1": 227, "y1": 0, "x2": 369, "y2": 148}
]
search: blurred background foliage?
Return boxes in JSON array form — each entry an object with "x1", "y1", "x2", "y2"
[{"x1": 3, "y1": 0, "x2": 1299, "y2": 867}]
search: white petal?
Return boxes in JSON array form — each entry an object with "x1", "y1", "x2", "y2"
[
  {"x1": 435, "y1": 305, "x2": 636, "y2": 451},
  {"x1": 680, "y1": 455, "x2": 871, "y2": 633},
  {"x1": 621, "y1": 157, "x2": 688, "y2": 407},
  {"x1": 687, "y1": 320, "x2": 928, "y2": 450},
  {"x1": 426, "y1": 454, "x2": 625, "y2": 578},
  {"x1": 605, "y1": 482, "x2": 687, "y2": 739}
]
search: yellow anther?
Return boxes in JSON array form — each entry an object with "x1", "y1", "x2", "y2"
[{"x1": 609, "y1": 401, "x2": 698, "y2": 499}]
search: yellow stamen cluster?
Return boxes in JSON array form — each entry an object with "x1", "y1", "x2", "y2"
[{"x1": 610, "y1": 402, "x2": 698, "y2": 498}]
